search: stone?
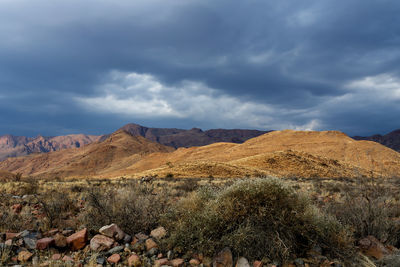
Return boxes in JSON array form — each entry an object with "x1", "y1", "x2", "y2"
[
  {"x1": 66, "y1": 228, "x2": 88, "y2": 251},
  {"x1": 235, "y1": 257, "x2": 250, "y2": 267},
  {"x1": 99, "y1": 223, "x2": 125, "y2": 241},
  {"x1": 90, "y1": 234, "x2": 115, "y2": 251},
  {"x1": 107, "y1": 254, "x2": 121, "y2": 264},
  {"x1": 96, "y1": 257, "x2": 106, "y2": 265},
  {"x1": 107, "y1": 245, "x2": 124, "y2": 255},
  {"x1": 62, "y1": 229, "x2": 75, "y2": 236},
  {"x1": 62, "y1": 255, "x2": 74, "y2": 262},
  {"x1": 253, "y1": 261, "x2": 263, "y2": 267},
  {"x1": 128, "y1": 254, "x2": 142, "y2": 267},
  {"x1": 145, "y1": 238, "x2": 158, "y2": 251},
  {"x1": 150, "y1": 227, "x2": 167, "y2": 240},
  {"x1": 155, "y1": 258, "x2": 169, "y2": 267},
  {"x1": 213, "y1": 248, "x2": 233, "y2": 267},
  {"x1": 124, "y1": 234, "x2": 132, "y2": 244},
  {"x1": 147, "y1": 247, "x2": 158, "y2": 257},
  {"x1": 18, "y1": 250, "x2": 33, "y2": 262},
  {"x1": 170, "y1": 258, "x2": 185, "y2": 267},
  {"x1": 12, "y1": 204, "x2": 23, "y2": 214},
  {"x1": 190, "y1": 259, "x2": 201, "y2": 266},
  {"x1": 46, "y1": 229, "x2": 59, "y2": 236},
  {"x1": 36, "y1": 238, "x2": 54, "y2": 250},
  {"x1": 52, "y1": 254, "x2": 62, "y2": 260},
  {"x1": 54, "y1": 233, "x2": 67, "y2": 248},
  {"x1": 5, "y1": 239, "x2": 12, "y2": 246},
  {"x1": 23, "y1": 238, "x2": 37, "y2": 250},
  {"x1": 135, "y1": 233, "x2": 149, "y2": 240},
  {"x1": 359, "y1": 236, "x2": 389, "y2": 260},
  {"x1": 6, "y1": 232, "x2": 18, "y2": 240}
]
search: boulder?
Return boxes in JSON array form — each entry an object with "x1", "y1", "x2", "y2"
[
  {"x1": 150, "y1": 227, "x2": 167, "y2": 240},
  {"x1": 99, "y1": 224, "x2": 126, "y2": 241},
  {"x1": 170, "y1": 258, "x2": 185, "y2": 267},
  {"x1": 235, "y1": 257, "x2": 250, "y2": 267},
  {"x1": 253, "y1": 261, "x2": 263, "y2": 267},
  {"x1": 52, "y1": 254, "x2": 62, "y2": 260},
  {"x1": 213, "y1": 248, "x2": 233, "y2": 267},
  {"x1": 66, "y1": 228, "x2": 88, "y2": 251},
  {"x1": 359, "y1": 236, "x2": 389, "y2": 260},
  {"x1": 107, "y1": 254, "x2": 121, "y2": 264},
  {"x1": 154, "y1": 258, "x2": 169, "y2": 267},
  {"x1": 6, "y1": 232, "x2": 18, "y2": 240},
  {"x1": 18, "y1": 251, "x2": 33, "y2": 262},
  {"x1": 128, "y1": 254, "x2": 142, "y2": 267},
  {"x1": 145, "y1": 238, "x2": 158, "y2": 251},
  {"x1": 36, "y1": 238, "x2": 54, "y2": 250},
  {"x1": 90, "y1": 234, "x2": 115, "y2": 252}
]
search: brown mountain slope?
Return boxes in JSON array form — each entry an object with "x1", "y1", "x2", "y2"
[
  {"x1": 0, "y1": 134, "x2": 103, "y2": 161},
  {"x1": 1, "y1": 129, "x2": 400, "y2": 179},
  {"x1": 0, "y1": 130, "x2": 174, "y2": 178},
  {"x1": 353, "y1": 129, "x2": 400, "y2": 152},
  {"x1": 120, "y1": 123, "x2": 269, "y2": 148},
  {"x1": 119, "y1": 130, "x2": 400, "y2": 178}
]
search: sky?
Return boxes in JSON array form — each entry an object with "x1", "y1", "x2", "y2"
[{"x1": 1, "y1": 0, "x2": 400, "y2": 137}]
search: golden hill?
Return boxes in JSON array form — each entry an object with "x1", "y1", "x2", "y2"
[
  {"x1": 1, "y1": 129, "x2": 400, "y2": 179},
  {"x1": 0, "y1": 130, "x2": 174, "y2": 178}
]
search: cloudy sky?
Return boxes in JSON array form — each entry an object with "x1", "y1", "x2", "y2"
[{"x1": 1, "y1": 0, "x2": 400, "y2": 136}]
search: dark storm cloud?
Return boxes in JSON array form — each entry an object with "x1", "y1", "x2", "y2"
[{"x1": 1, "y1": 0, "x2": 400, "y2": 136}]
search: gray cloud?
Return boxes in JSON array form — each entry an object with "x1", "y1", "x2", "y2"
[{"x1": 1, "y1": 0, "x2": 400, "y2": 136}]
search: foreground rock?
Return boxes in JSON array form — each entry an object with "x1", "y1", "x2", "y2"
[
  {"x1": 213, "y1": 247, "x2": 233, "y2": 267},
  {"x1": 90, "y1": 234, "x2": 115, "y2": 251},
  {"x1": 359, "y1": 236, "x2": 390, "y2": 260},
  {"x1": 66, "y1": 228, "x2": 88, "y2": 251},
  {"x1": 99, "y1": 223, "x2": 126, "y2": 241}
]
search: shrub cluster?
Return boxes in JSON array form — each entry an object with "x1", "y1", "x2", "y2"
[{"x1": 162, "y1": 178, "x2": 355, "y2": 262}]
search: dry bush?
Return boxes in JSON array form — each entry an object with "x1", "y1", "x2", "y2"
[
  {"x1": 80, "y1": 182, "x2": 169, "y2": 234},
  {"x1": 162, "y1": 178, "x2": 355, "y2": 262},
  {"x1": 326, "y1": 178, "x2": 400, "y2": 246},
  {"x1": 36, "y1": 190, "x2": 78, "y2": 231}
]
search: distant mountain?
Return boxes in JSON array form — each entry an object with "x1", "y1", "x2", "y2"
[
  {"x1": 0, "y1": 134, "x2": 104, "y2": 161},
  {"x1": 353, "y1": 129, "x2": 400, "y2": 152},
  {"x1": 2, "y1": 129, "x2": 400, "y2": 179},
  {"x1": 119, "y1": 123, "x2": 270, "y2": 148},
  {"x1": 0, "y1": 130, "x2": 174, "y2": 178}
]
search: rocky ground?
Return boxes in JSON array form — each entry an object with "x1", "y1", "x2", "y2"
[{"x1": 0, "y1": 177, "x2": 399, "y2": 267}]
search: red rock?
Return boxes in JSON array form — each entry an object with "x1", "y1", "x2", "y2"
[
  {"x1": 190, "y1": 259, "x2": 201, "y2": 266},
  {"x1": 213, "y1": 248, "x2": 233, "y2": 267},
  {"x1": 150, "y1": 226, "x2": 167, "y2": 239},
  {"x1": 4, "y1": 239, "x2": 12, "y2": 246},
  {"x1": 128, "y1": 254, "x2": 142, "y2": 267},
  {"x1": 90, "y1": 234, "x2": 115, "y2": 251},
  {"x1": 253, "y1": 261, "x2": 263, "y2": 267},
  {"x1": 145, "y1": 238, "x2": 158, "y2": 251},
  {"x1": 52, "y1": 254, "x2": 62, "y2": 260},
  {"x1": 107, "y1": 254, "x2": 121, "y2": 264},
  {"x1": 359, "y1": 236, "x2": 389, "y2": 260},
  {"x1": 46, "y1": 229, "x2": 59, "y2": 236},
  {"x1": 135, "y1": 233, "x2": 149, "y2": 240},
  {"x1": 154, "y1": 258, "x2": 169, "y2": 267},
  {"x1": 12, "y1": 203, "x2": 23, "y2": 214},
  {"x1": 66, "y1": 228, "x2": 87, "y2": 251},
  {"x1": 157, "y1": 253, "x2": 163, "y2": 259},
  {"x1": 170, "y1": 258, "x2": 185, "y2": 267},
  {"x1": 36, "y1": 237, "x2": 55, "y2": 250},
  {"x1": 6, "y1": 232, "x2": 18, "y2": 240},
  {"x1": 62, "y1": 255, "x2": 74, "y2": 262},
  {"x1": 18, "y1": 250, "x2": 33, "y2": 262},
  {"x1": 99, "y1": 223, "x2": 125, "y2": 241}
]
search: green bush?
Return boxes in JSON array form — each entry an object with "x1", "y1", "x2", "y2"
[{"x1": 162, "y1": 178, "x2": 354, "y2": 262}]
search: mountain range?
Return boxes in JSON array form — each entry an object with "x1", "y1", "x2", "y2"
[
  {"x1": 0, "y1": 123, "x2": 269, "y2": 161},
  {"x1": 1, "y1": 128, "x2": 400, "y2": 179},
  {"x1": 353, "y1": 129, "x2": 400, "y2": 152}
]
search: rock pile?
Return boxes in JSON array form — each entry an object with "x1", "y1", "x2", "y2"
[{"x1": 1, "y1": 224, "x2": 399, "y2": 266}]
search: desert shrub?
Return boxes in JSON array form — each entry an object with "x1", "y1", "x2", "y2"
[
  {"x1": 36, "y1": 190, "x2": 78, "y2": 230},
  {"x1": 174, "y1": 179, "x2": 199, "y2": 193},
  {"x1": 80, "y1": 184, "x2": 169, "y2": 234},
  {"x1": 162, "y1": 178, "x2": 354, "y2": 262},
  {"x1": 326, "y1": 178, "x2": 400, "y2": 246}
]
